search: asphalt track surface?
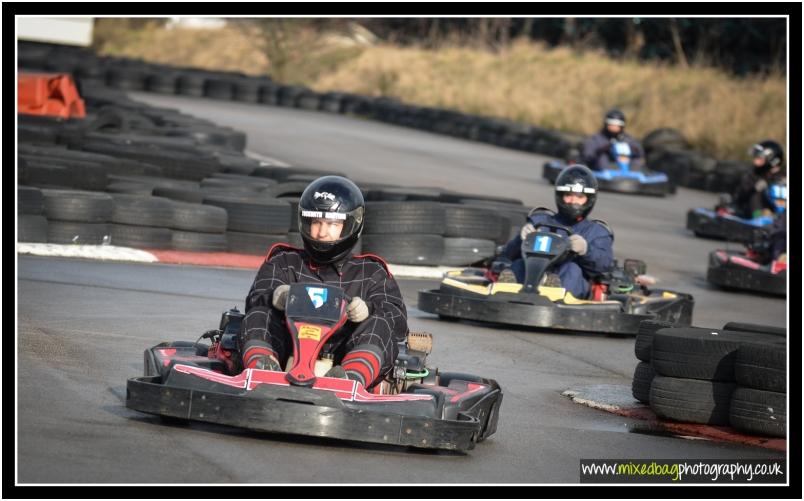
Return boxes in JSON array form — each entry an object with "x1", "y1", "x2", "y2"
[{"x1": 16, "y1": 93, "x2": 788, "y2": 485}]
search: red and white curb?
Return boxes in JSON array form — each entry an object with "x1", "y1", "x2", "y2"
[
  {"x1": 17, "y1": 243, "x2": 459, "y2": 279},
  {"x1": 563, "y1": 384, "x2": 786, "y2": 452}
]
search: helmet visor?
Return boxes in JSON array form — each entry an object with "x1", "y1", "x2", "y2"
[
  {"x1": 299, "y1": 206, "x2": 364, "y2": 246},
  {"x1": 749, "y1": 143, "x2": 774, "y2": 161}
]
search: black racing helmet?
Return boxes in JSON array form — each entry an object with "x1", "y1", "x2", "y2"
[
  {"x1": 298, "y1": 176, "x2": 365, "y2": 264},
  {"x1": 749, "y1": 140, "x2": 784, "y2": 169},
  {"x1": 604, "y1": 108, "x2": 626, "y2": 129},
  {"x1": 554, "y1": 164, "x2": 598, "y2": 221}
]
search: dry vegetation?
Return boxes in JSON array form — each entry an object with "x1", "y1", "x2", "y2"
[{"x1": 92, "y1": 19, "x2": 787, "y2": 160}]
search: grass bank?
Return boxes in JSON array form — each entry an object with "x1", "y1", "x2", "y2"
[{"x1": 92, "y1": 20, "x2": 787, "y2": 161}]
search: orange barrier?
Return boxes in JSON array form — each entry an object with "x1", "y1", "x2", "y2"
[{"x1": 18, "y1": 73, "x2": 86, "y2": 119}]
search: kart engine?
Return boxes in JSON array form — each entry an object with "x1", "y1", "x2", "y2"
[{"x1": 378, "y1": 331, "x2": 438, "y2": 395}]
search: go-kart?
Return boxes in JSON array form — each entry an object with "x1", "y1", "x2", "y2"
[
  {"x1": 126, "y1": 283, "x2": 503, "y2": 452},
  {"x1": 543, "y1": 141, "x2": 673, "y2": 196},
  {"x1": 418, "y1": 223, "x2": 694, "y2": 335},
  {"x1": 687, "y1": 188, "x2": 784, "y2": 243},
  {"x1": 707, "y1": 233, "x2": 787, "y2": 297}
]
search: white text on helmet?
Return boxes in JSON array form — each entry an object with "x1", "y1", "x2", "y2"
[
  {"x1": 557, "y1": 183, "x2": 596, "y2": 194},
  {"x1": 314, "y1": 192, "x2": 336, "y2": 201}
]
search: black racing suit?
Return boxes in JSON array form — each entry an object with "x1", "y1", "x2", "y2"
[
  {"x1": 732, "y1": 169, "x2": 778, "y2": 219},
  {"x1": 237, "y1": 244, "x2": 408, "y2": 389}
]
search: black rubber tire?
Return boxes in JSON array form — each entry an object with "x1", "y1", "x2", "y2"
[
  {"x1": 363, "y1": 202, "x2": 446, "y2": 235},
  {"x1": 442, "y1": 204, "x2": 507, "y2": 240},
  {"x1": 649, "y1": 375, "x2": 736, "y2": 425},
  {"x1": 203, "y1": 195, "x2": 291, "y2": 234},
  {"x1": 728, "y1": 387, "x2": 786, "y2": 437},
  {"x1": 263, "y1": 181, "x2": 310, "y2": 198},
  {"x1": 642, "y1": 128, "x2": 690, "y2": 154},
  {"x1": 226, "y1": 231, "x2": 290, "y2": 255},
  {"x1": 651, "y1": 327, "x2": 783, "y2": 381},
  {"x1": 634, "y1": 320, "x2": 676, "y2": 362},
  {"x1": 722, "y1": 322, "x2": 786, "y2": 338},
  {"x1": 47, "y1": 222, "x2": 111, "y2": 245},
  {"x1": 109, "y1": 223, "x2": 173, "y2": 249},
  {"x1": 18, "y1": 215, "x2": 48, "y2": 243},
  {"x1": 110, "y1": 194, "x2": 176, "y2": 228},
  {"x1": 105, "y1": 181, "x2": 155, "y2": 195},
  {"x1": 631, "y1": 362, "x2": 655, "y2": 404},
  {"x1": 19, "y1": 186, "x2": 44, "y2": 215},
  {"x1": 24, "y1": 161, "x2": 107, "y2": 191},
  {"x1": 361, "y1": 234, "x2": 444, "y2": 265},
  {"x1": 152, "y1": 186, "x2": 205, "y2": 204},
  {"x1": 172, "y1": 231, "x2": 228, "y2": 252},
  {"x1": 42, "y1": 189, "x2": 114, "y2": 223},
  {"x1": 441, "y1": 238, "x2": 496, "y2": 266},
  {"x1": 734, "y1": 342, "x2": 786, "y2": 392},
  {"x1": 171, "y1": 202, "x2": 228, "y2": 233},
  {"x1": 176, "y1": 73, "x2": 207, "y2": 97}
]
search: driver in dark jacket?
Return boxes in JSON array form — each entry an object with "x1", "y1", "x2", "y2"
[
  {"x1": 499, "y1": 164, "x2": 614, "y2": 299},
  {"x1": 237, "y1": 176, "x2": 408, "y2": 389},
  {"x1": 582, "y1": 108, "x2": 645, "y2": 171}
]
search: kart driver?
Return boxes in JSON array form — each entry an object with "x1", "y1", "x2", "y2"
[
  {"x1": 582, "y1": 108, "x2": 645, "y2": 172},
  {"x1": 498, "y1": 164, "x2": 614, "y2": 299},
  {"x1": 731, "y1": 140, "x2": 785, "y2": 219},
  {"x1": 237, "y1": 175, "x2": 408, "y2": 389}
]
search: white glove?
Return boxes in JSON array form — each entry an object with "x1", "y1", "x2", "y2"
[
  {"x1": 568, "y1": 234, "x2": 588, "y2": 255},
  {"x1": 346, "y1": 297, "x2": 370, "y2": 323},
  {"x1": 754, "y1": 179, "x2": 768, "y2": 193},
  {"x1": 520, "y1": 223, "x2": 536, "y2": 240},
  {"x1": 272, "y1": 284, "x2": 290, "y2": 310}
]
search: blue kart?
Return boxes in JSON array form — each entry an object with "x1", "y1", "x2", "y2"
[
  {"x1": 543, "y1": 141, "x2": 673, "y2": 196},
  {"x1": 687, "y1": 182, "x2": 786, "y2": 243}
]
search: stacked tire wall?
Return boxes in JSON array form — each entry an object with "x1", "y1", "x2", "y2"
[
  {"x1": 631, "y1": 320, "x2": 786, "y2": 438},
  {"x1": 19, "y1": 40, "x2": 754, "y2": 194},
  {"x1": 18, "y1": 59, "x2": 529, "y2": 265}
]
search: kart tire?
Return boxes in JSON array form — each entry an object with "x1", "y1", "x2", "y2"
[
  {"x1": 172, "y1": 231, "x2": 228, "y2": 252},
  {"x1": 263, "y1": 181, "x2": 311, "y2": 198},
  {"x1": 631, "y1": 362, "x2": 655, "y2": 404},
  {"x1": 42, "y1": 189, "x2": 115, "y2": 223},
  {"x1": 441, "y1": 238, "x2": 496, "y2": 266},
  {"x1": 171, "y1": 202, "x2": 228, "y2": 233},
  {"x1": 363, "y1": 202, "x2": 446, "y2": 235},
  {"x1": 722, "y1": 322, "x2": 786, "y2": 338},
  {"x1": 151, "y1": 186, "x2": 205, "y2": 204},
  {"x1": 651, "y1": 327, "x2": 783, "y2": 381},
  {"x1": 442, "y1": 204, "x2": 507, "y2": 240},
  {"x1": 728, "y1": 387, "x2": 786, "y2": 438},
  {"x1": 226, "y1": 231, "x2": 290, "y2": 255},
  {"x1": 18, "y1": 215, "x2": 48, "y2": 243},
  {"x1": 649, "y1": 376, "x2": 736, "y2": 425},
  {"x1": 176, "y1": 73, "x2": 207, "y2": 97},
  {"x1": 642, "y1": 128, "x2": 689, "y2": 154},
  {"x1": 734, "y1": 342, "x2": 786, "y2": 392},
  {"x1": 361, "y1": 234, "x2": 444, "y2": 266},
  {"x1": 110, "y1": 194, "x2": 176, "y2": 227},
  {"x1": 634, "y1": 320, "x2": 676, "y2": 362},
  {"x1": 106, "y1": 181, "x2": 156, "y2": 196},
  {"x1": 47, "y1": 222, "x2": 110, "y2": 245},
  {"x1": 203, "y1": 195, "x2": 292, "y2": 234},
  {"x1": 19, "y1": 186, "x2": 44, "y2": 215},
  {"x1": 109, "y1": 224, "x2": 173, "y2": 249}
]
